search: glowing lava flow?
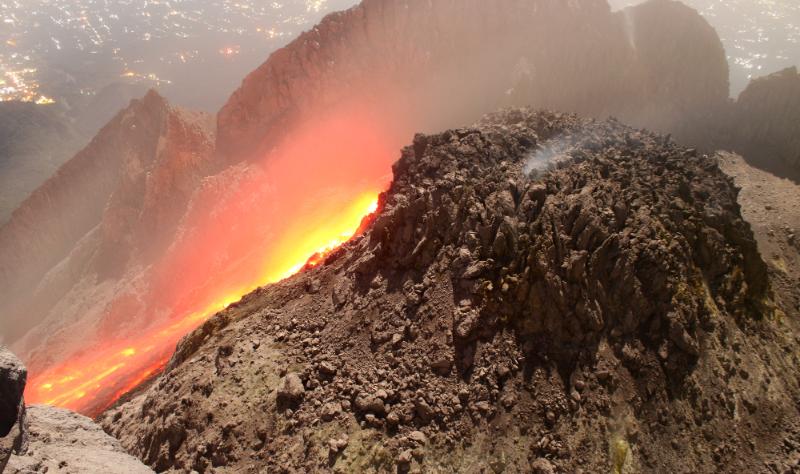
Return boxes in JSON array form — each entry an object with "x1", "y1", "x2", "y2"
[{"x1": 24, "y1": 193, "x2": 380, "y2": 416}]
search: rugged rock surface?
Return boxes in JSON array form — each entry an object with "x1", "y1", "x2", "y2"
[
  {"x1": 6, "y1": 406, "x2": 154, "y2": 474},
  {"x1": 103, "y1": 109, "x2": 800, "y2": 473},
  {"x1": 0, "y1": 346, "x2": 26, "y2": 473},
  {"x1": 725, "y1": 67, "x2": 800, "y2": 182}
]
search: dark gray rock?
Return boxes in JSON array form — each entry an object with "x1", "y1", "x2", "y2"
[{"x1": 0, "y1": 345, "x2": 26, "y2": 473}]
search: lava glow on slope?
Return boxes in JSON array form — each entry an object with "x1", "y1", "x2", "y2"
[
  {"x1": 23, "y1": 101, "x2": 403, "y2": 416},
  {"x1": 25, "y1": 193, "x2": 380, "y2": 415}
]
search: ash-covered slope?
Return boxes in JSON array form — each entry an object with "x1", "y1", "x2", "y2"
[{"x1": 103, "y1": 110, "x2": 800, "y2": 473}]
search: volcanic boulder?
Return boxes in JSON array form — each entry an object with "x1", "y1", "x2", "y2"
[
  {"x1": 0, "y1": 346, "x2": 26, "y2": 472},
  {"x1": 103, "y1": 109, "x2": 799, "y2": 473}
]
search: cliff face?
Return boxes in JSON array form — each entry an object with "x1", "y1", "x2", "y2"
[
  {"x1": 726, "y1": 67, "x2": 800, "y2": 182},
  {"x1": 95, "y1": 103, "x2": 216, "y2": 276},
  {"x1": 619, "y1": 0, "x2": 730, "y2": 142},
  {"x1": 103, "y1": 109, "x2": 799, "y2": 473},
  {"x1": 216, "y1": 0, "x2": 729, "y2": 163}
]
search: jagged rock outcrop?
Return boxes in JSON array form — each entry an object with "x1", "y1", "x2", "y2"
[
  {"x1": 217, "y1": 0, "x2": 729, "y2": 163},
  {"x1": 725, "y1": 67, "x2": 800, "y2": 182},
  {"x1": 0, "y1": 90, "x2": 215, "y2": 345},
  {"x1": 95, "y1": 95, "x2": 216, "y2": 274},
  {"x1": 0, "y1": 346, "x2": 26, "y2": 473},
  {"x1": 103, "y1": 110, "x2": 799, "y2": 473}
]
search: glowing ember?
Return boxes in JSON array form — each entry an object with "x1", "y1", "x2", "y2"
[{"x1": 25, "y1": 193, "x2": 381, "y2": 416}]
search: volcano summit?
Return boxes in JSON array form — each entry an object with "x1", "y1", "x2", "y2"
[{"x1": 101, "y1": 109, "x2": 800, "y2": 473}]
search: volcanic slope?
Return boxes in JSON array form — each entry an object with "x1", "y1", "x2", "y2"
[{"x1": 103, "y1": 109, "x2": 800, "y2": 473}]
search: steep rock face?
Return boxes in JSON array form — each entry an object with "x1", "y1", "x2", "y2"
[
  {"x1": 0, "y1": 91, "x2": 168, "y2": 342},
  {"x1": 0, "y1": 346, "x2": 26, "y2": 473},
  {"x1": 95, "y1": 102, "x2": 216, "y2": 275},
  {"x1": 216, "y1": 0, "x2": 728, "y2": 163},
  {"x1": 0, "y1": 91, "x2": 215, "y2": 344},
  {"x1": 727, "y1": 67, "x2": 800, "y2": 182},
  {"x1": 104, "y1": 110, "x2": 798, "y2": 473}
]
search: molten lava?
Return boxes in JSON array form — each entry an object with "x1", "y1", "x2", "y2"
[
  {"x1": 25, "y1": 193, "x2": 381, "y2": 415},
  {"x1": 23, "y1": 102, "x2": 403, "y2": 417}
]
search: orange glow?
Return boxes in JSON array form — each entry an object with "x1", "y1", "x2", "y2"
[
  {"x1": 25, "y1": 192, "x2": 381, "y2": 416},
  {"x1": 23, "y1": 103, "x2": 404, "y2": 417}
]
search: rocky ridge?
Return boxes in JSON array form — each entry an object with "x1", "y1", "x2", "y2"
[{"x1": 103, "y1": 109, "x2": 800, "y2": 473}]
